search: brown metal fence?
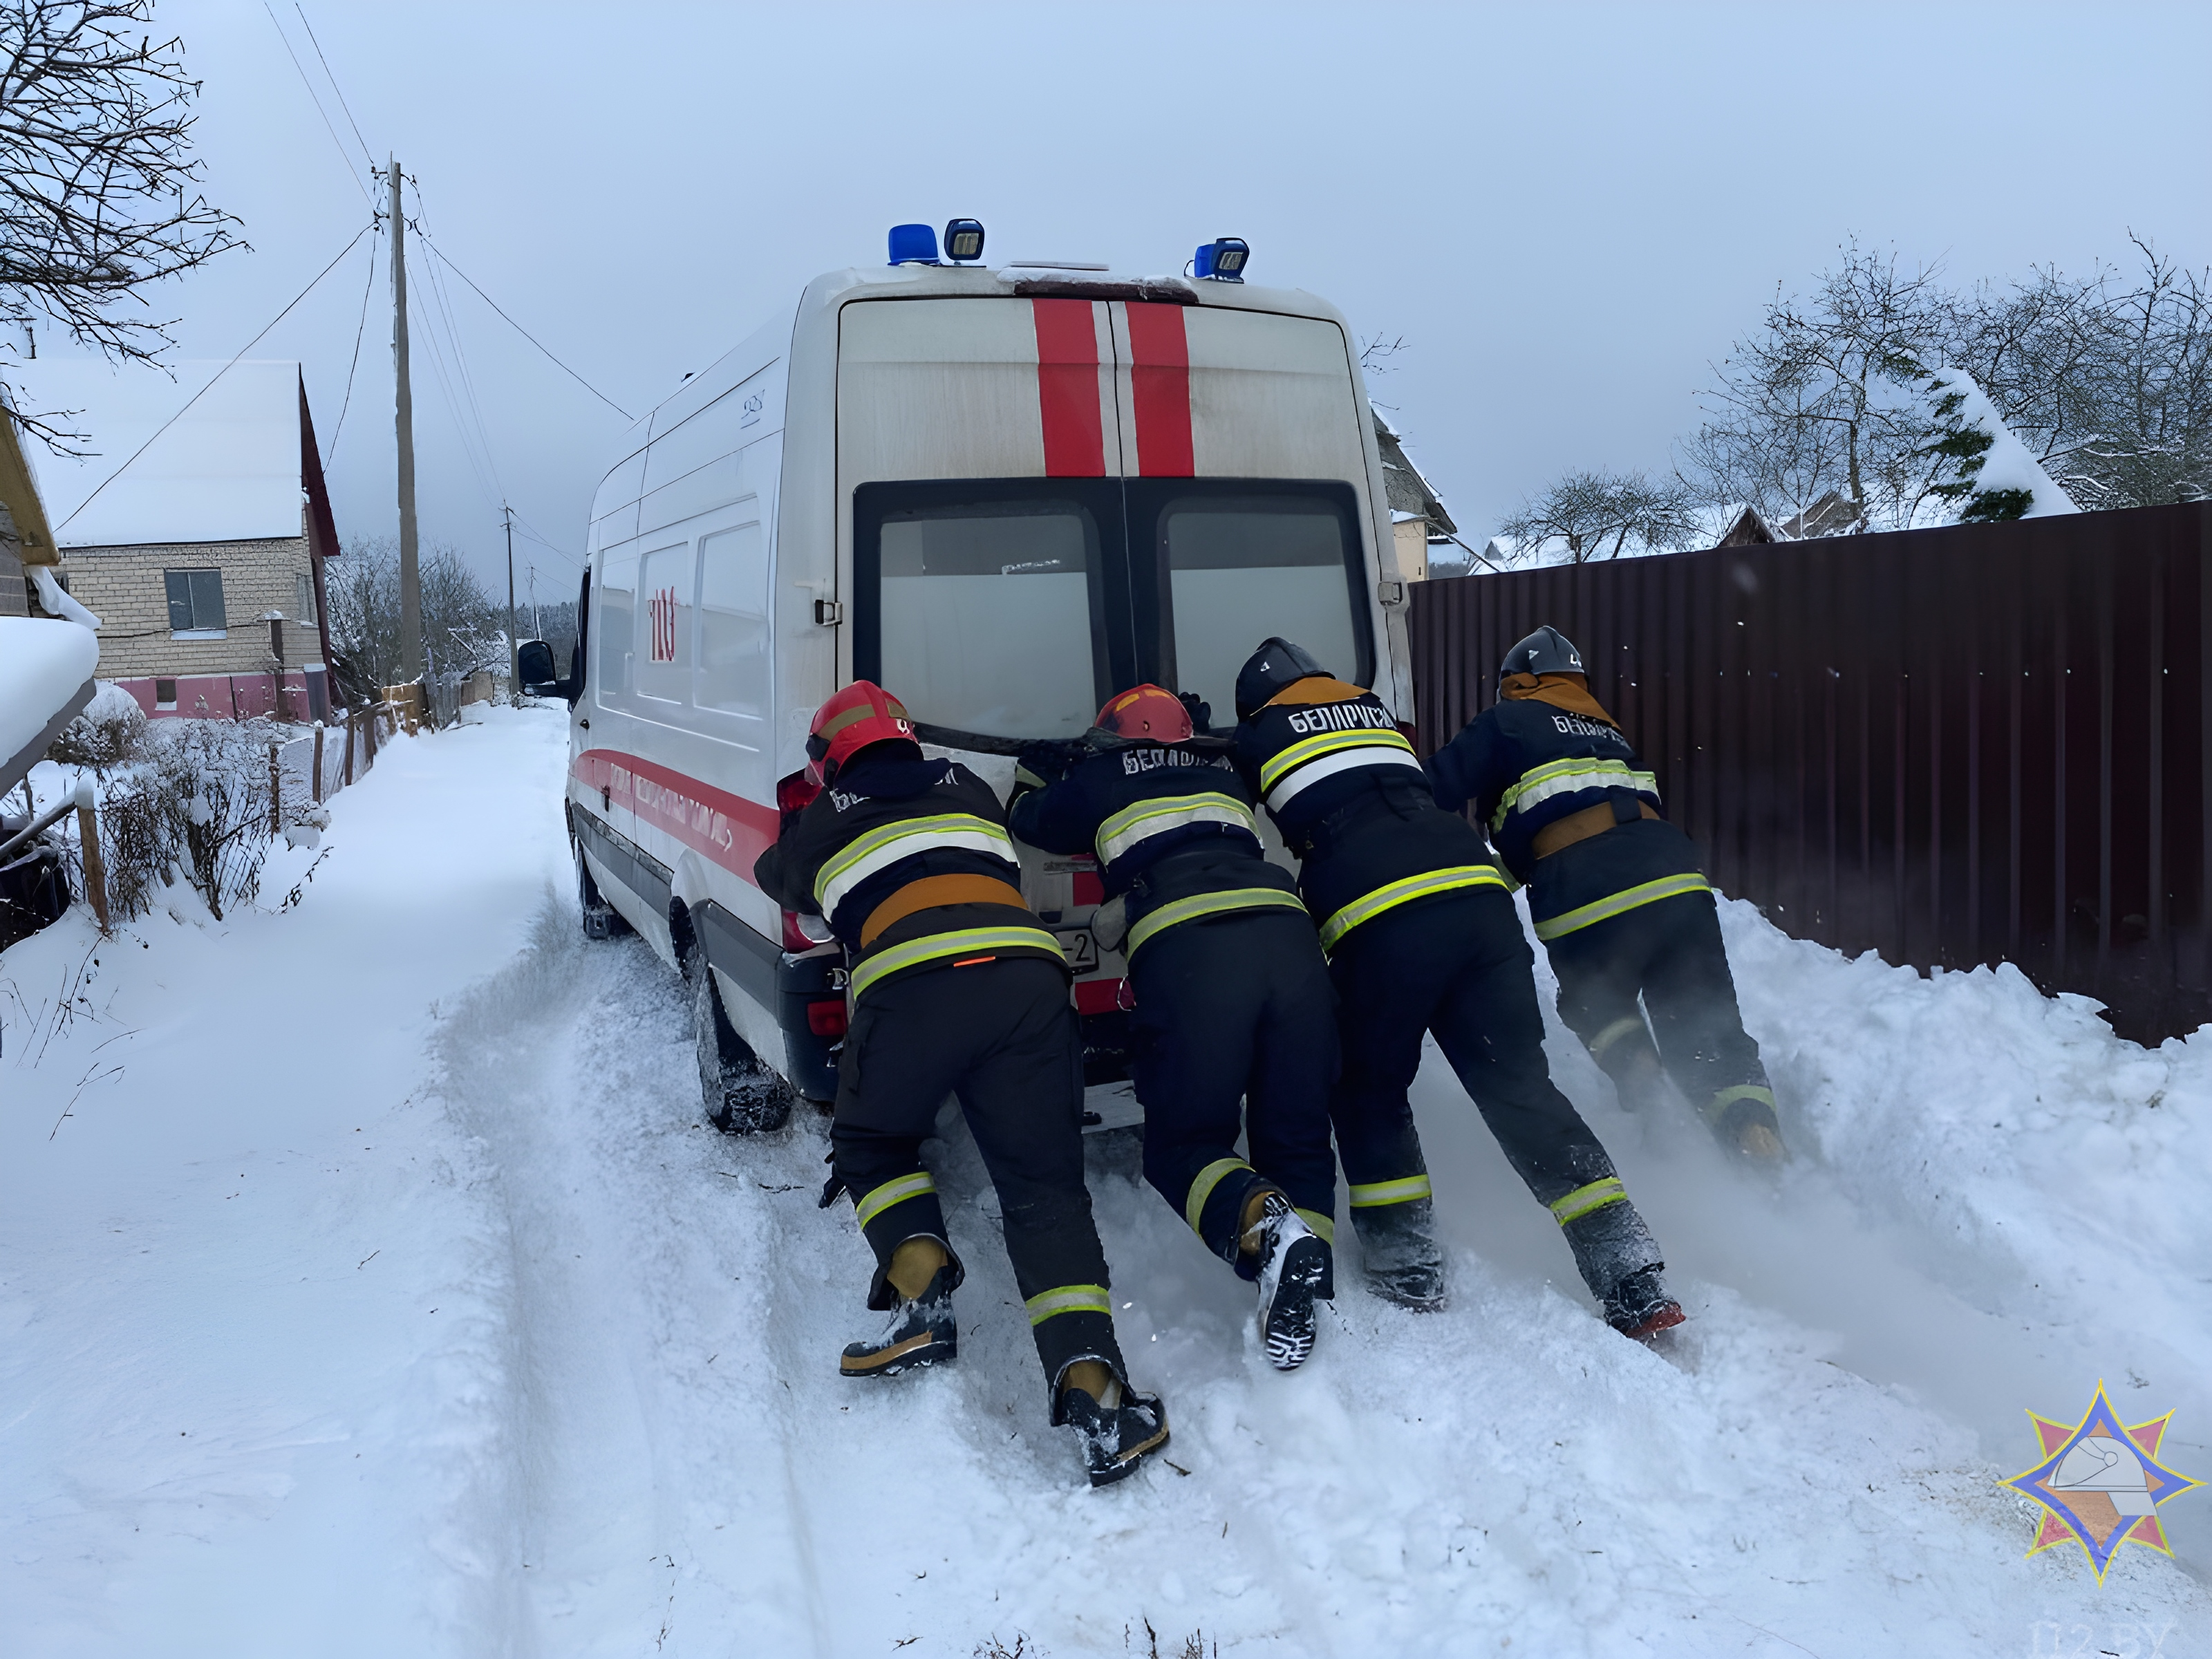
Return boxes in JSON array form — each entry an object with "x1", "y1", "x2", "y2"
[{"x1": 1405, "y1": 502, "x2": 2212, "y2": 1043}]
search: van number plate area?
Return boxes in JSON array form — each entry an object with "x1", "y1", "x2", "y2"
[{"x1": 1056, "y1": 929, "x2": 1100, "y2": 975}]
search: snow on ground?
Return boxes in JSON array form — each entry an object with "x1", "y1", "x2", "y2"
[{"x1": 3, "y1": 706, "x2": 2208, "y2": 1656}]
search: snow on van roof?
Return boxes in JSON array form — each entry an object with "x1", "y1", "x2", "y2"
[{"x1": 15, "y1": 357, "x2": 305, "y2": 548}]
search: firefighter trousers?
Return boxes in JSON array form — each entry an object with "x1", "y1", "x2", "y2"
[
  {"x1": 1327, "y1": 885, "x2": 1621, "y2": 1215},
  {"x1": 832, "y1": 955, "x2": 1126, "y2": 1396},
  {"x1": 1127, "y1": 907, "x2": 1340, "y2": 1276},
  {"x1": 1544, "y1": 888, "x2": 1778, "y2": 1140}
]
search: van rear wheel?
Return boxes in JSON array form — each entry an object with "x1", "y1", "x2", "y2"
[
  {"x1": 577, "y1": 841, "x2": 632, "y2": 939},
  {"x1": 687, "y1": 937, "x2": 794, "y2": 1135}
]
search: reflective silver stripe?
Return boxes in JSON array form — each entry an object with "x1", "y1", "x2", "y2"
[
  {"x1": 854, "y1": 1172, "x2": 936, "y2": 1230},
  {"x1": 848, "y1": 925, "x2": 1065, "y2": 1002},
  {"x1": 814, "y1": 813, "x2": 1016, "y2": 916},
  {"x1": 1258, "y1": 724, "x2": 1414, "y2": 794},
  {"x1": 1588, "y1": 1015, "x2": 1649, "y2": 1060},
  {"x1": 1264, "y1": 744, "x2": 1425, "y2": 811},
  {"x1": 1124, "y1": 886, "x2": 1307, "y2": 957},
  {"x1": 1094, "y1": 792, "x2": 1253, "y2": 865},
  {"x1": 1549, "y1": 1177, "x2": 1627, "y2": 1226},
  {"x1": 1317, "y1": 865, "x2": 1508, "y2": 955},
  {"x1": 1183, "y1": 1157, "x2": 1251, "y2": 1234},
  {"x1": 1490, "y1": 758, "x2": 1658, "y2": 834},
  {"x1": 1025, "y1": 1284, "x2": 1112, "y2": 1326},
  {"x1": 1533, "y1": 873, "x2": 1714, "y2": 941},
  {"x1": 1705, "y1": 1084, "x2": 1776, "y2": 1126},
  {"x1": 1296, "y1": 1208, "x2": 1335, "y2": 1246},
  {"x1": 1348, "y1": 1174, "x2": 1432, "y2": 1208}
]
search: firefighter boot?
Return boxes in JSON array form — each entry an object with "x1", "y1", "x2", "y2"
[
  {"x1": 1241, "y1": 1189, "x2": 1333, "y2": 1371},
  {"x1": 1349, "y1": 1197, "x2": 1446, "y2": 1311},
  {"x1": 1559, "y1": 1197, "x2": 1683, "y2": 1341},
  {"x1": 840, "y1": 1240, "x2": 957, "y2": 1378},
  {"x1": 1057, "y1": 1362, "x2": 1171, "y2": 1488}
]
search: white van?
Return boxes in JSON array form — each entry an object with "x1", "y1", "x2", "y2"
[{"x1": 545, "y1": 234, "x2": 1417, "y2": 1130}]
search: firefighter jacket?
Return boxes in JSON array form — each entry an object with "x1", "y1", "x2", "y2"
[
  {"x1": 1425, "y1": 697, "x2": 1709, "y2": 943},
  {"x1": 1008, "y1": 740, "x2": 1303, "y2": 959},
  {"x1": 1231, "y1": 677, "x2": 1506, "y2": 956},
  {"x1": 753, "y1": 751, "x2": 1065, "y2": 1004}
]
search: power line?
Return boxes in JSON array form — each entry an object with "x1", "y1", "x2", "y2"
[
  {"x1": 323, "y1": 223, "x2": 380, "y2": 467},
  {"x1": 57, "y1": 223, "x2": 375, "y2": 532},
  {"x1": 414, "y1": 236, "x2": 633, "y2": 420},
  {"x1": 261, "y1": 1, "x2": 370, "y2": 205},
  {"x1": 294, "y1": 6, "x2": 377, "y2": 178}
]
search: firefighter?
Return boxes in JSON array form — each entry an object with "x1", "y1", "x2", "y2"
[
  {"x1": 1230, "y1": 639, "x2": 1682, "y2": 1341},
  {"x1": 1424, "y1": 626, "x2": 1786, "y2": 1163},
  {"x1": 753, "y1": 681, "x2": 1169, "y2": 1487},
  {"x1": 1009, "y1": 684, "x2": 1337, "y2": 1371}
]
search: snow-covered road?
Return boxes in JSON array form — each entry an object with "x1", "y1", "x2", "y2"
[{"x1": 5, "y1": 706, "x2": 2209, "y2": 1656}]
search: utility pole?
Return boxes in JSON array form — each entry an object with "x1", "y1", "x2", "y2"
[
  {"x1": 504, "y1": 503, "x2": 519, "y2": 691},
  {"x1": 391, "y1": 157, "x2": 422, "y2": 682}
]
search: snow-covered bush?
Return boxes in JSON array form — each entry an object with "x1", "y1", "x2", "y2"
[
  {"x1": 47, "y1": 680, "x2": 148, "y2": 769},
  {"x1": 1920, "y1": 366, "x2": 2079, "y2": 523}
]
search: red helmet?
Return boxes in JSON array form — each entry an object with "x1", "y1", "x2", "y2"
[
  {"x1": 807, "y1": 681, "x2": 917, "y2": 782},
  {"x1": 1095, "y1": 683, "x2": 1193, "y2": 743}
]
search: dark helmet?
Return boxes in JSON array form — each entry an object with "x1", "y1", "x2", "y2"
[
  {"x1": 1496, "y1": 626, "x2": 1585, "y2": 691},
  {"x1": 1235, "y1": 637, "x2": 1332, "y2": 720}
]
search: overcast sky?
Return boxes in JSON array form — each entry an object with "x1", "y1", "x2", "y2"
[{"x1": 29, "y1": 1, "x2": 2212, "y2": 603}]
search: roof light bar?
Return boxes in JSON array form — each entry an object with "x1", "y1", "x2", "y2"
[
  {"x1": 942, "y1": 218, "x2": 986, "y2": 263},
  {"x1": 1194, "y1": 237, "x2": 1249, "y2": 282},
  {"x1": 888, "y1": 223, "x2": 939, "y2": 265}
]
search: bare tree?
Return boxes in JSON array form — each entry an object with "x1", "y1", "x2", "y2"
[
  {"x1": 326, "y1": 537, "x2": 503, "y2": 697},
  {"x1": 1685, "y1": 240, "x2": 1953, "y2": 532},
  {"x1": 1498, "y1": 467, "x2": 1705, "y2": 563},
  {"x1": 0, "y1": 1, "x2": 243, "y2": 446}
]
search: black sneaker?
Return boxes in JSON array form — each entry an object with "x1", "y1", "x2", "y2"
[
  {"x1": 1603, "y1": 1266, "x2": 1685, "y2": 1341},
  {"x1": 839, "y1": 1266, "x2": 957, "y2": 1378},
  {"x1": 1246, "y1": 1192, "x2": 1333, "y2": 1371},
  {"x1": 1059, "y1": 1382, "x2": 1170, "y2": 1488},
  {"x1": 1350, "y1": 1197, "x2": 1446, "y2": 1311}
]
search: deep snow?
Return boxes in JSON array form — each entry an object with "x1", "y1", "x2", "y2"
[{"x1": 3, "y1": 706, "x2": 2208, "y2": 1656}]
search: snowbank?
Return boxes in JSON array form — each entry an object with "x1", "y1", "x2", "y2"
[{"x1": 3, "y1": 710, "x2": 2207, "y2": 1656}]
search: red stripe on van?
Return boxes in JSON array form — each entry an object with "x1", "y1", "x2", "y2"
[
  {"x1": 1032, "y1": 299, "x2": 1105, "y2": 477},
  {"x1": 1125, "y1": 302, "x2": 1193, "y2": 477},
  {"x1": 574, "y1": 749, "x2": 780, "y2": 886}
]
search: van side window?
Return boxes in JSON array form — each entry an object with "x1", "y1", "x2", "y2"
[
  {"x1": 699, "y1": 518, "x2": 769, "y2": 720},
  {"x1": 637, "y1": 541, "x2": 694, "y2": 703},
  {"x1": 597, "y1": 550, "x2": 636, "y2": 704}
]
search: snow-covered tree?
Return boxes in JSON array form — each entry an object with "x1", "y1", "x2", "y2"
[{"x1": 1920, "y1": 368, "x2": 2078, "y2": 523}]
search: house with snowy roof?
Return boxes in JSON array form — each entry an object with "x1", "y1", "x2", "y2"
[
  {"x1": 19, "y1": 359, "x2": 342, "y2": 722},
  {"x1": 1372, "y1": 409, "x2": 1459, "y2": 581}
]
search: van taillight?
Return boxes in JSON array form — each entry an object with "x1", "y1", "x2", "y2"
[
  {"x1": 777, "y1": 768, "x2": 821, "y2": 814},
  {"x1": 781, "y1": 910, "x2": 816, "y2": 951},
  {"x1": 807, "y1": 1000, "x2": 848, "y2": 1038}
]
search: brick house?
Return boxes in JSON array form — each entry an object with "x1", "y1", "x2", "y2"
[{"x1": 27, "y1": 359, "x2": 342, "y2": 722}]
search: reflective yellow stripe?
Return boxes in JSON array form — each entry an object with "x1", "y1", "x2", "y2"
[
  {"x1": 1183, "y1": 1158, "x2": 1251, "y2": 1235},
  {"x1": 1258, "y1": 724, "x2": 1414, "y2": 794},
  {"x1": 1550, "y1": 1177, "x2": 1627, "y2": 1226},
  {"x1": 1349, "y1": 1174, "x2": 1432, "y2": 1208},
  {"x1": 848, "y1": 925, "x2": 1065, "y2": 1003},
  {"x1": 1491, "y1": 758, "x2": 1659, "y2": 834},
  {"x1": 1025, "y1": 1283, "x2": 1112, "y2": 1326},
  {"x1": 1588, "y1": 1015, "x2": 1649, "y2": 1060},
  {"x1": 1125, "y1": 886, "x2": 1308, "y2": 957},
  {"x1": 1318, "y1": 865, "x2": 1508, "y2": 955},
  {"x1": 1705, "y1": 1084, "x2": 1776, "y2": 1125},
  {"x1": 1532, "y1": 873, "x2": 1714, "y2": 941},
  {"x1": 854, "y1": 1172, "x2": 936, "y2": 1230},
  {"x1": 1296, "y1": 1208, "x2": 1336, "y2": 1245},
  {"x1": 815, "y1": 812, "x2": 1015, "y2": 915},
  {"x1": 1094, "y1": 792, "x2": 1253, "y2": 865}
]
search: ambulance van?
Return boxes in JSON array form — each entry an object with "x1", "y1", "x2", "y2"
[{"x1": 532, "y1": 228, "x2": 1418, "y2": 1131}]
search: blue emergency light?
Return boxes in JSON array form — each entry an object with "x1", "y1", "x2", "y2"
[
  {"x1": 888, "y1": 223, "x2": 939, "y2": 265},
  {"x1": 942, "y1": 218, "x2": 986, "y2": 263},
  {"x1": 1195, "y1": 237, "x2": 1249, "y2": 282}
]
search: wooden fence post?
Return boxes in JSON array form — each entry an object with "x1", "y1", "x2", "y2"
[
  {"x1": 269, "y1": 742, "x2": 281, "y2": 835},
  {"x1": 75, "y1": 785, "x2": 108, "y2": 935},
  {"x1": 343, "y1": 711, "x2": 357, "y2": 785},
  {"x1": 312, "y1": 722, "x2": 326, "y2": 805}
]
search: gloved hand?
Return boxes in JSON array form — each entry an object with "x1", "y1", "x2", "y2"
[
  {"x1": 1178, "y1": 691, "x2": 1214, "y2": 733},
  {"x1": 1015, "y1": 742, "x2": 1074, "y2": 791}
]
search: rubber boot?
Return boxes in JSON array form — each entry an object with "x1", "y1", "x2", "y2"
[
  {"x1": 1560, "y1": 1199, "x2": 1683, "y2": 1340},
  {"x1": 1349, "y1": 1197, "x2": 1446, "y2": 1310},
  {"x1": 841, "y1": 1241, "x2": 957, "y2": 1377},
  {"x1": 1056, "y1": 1363, "x2": 1170, "y2": 1488},
  {"x1": 1241, "y1": 1190, "x2": 1333, "y2": 1371}
]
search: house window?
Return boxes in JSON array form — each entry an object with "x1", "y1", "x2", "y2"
[
  {"x1": 295, "y1": 572, "x2": 316, "y2": 628},
  {"x1": 155, "y1": 678, "x2": 178, "y2": 708},
  {"x1": 165, "y1": 569, "x2": 227, "y2": 637}
]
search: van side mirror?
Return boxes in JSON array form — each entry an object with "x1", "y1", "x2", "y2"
[{"x1": 517, "y1": 639, "x2": 564, "y2": 698}]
